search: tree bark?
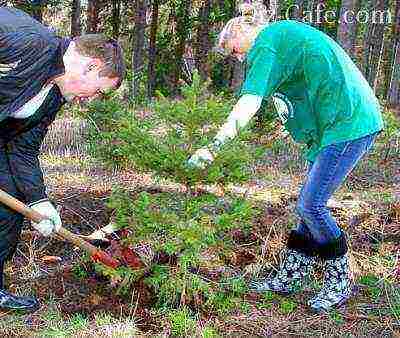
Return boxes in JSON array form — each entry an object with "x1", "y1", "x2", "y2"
[
  {"x1": 71, "y1": 0, "x2": 82, "y2": 37},
  {"x1": 363, "y1": 0, "x2": 390, "y2": 91},
  {"x1": 293, "y1": 0, "x2": 306, "y2": 20},
  {"x1": 388, "y1": 0, "x2": 400, "y2": 109},
  {"x1": 147, "y1": 0, "x2": 159, "y2": 99},
  {"x1": 86, "y1": 0, "x2": 101, "y2": 34},
  {"x1": 111, "y1": 0, "x2": 121, "y2": 39},
  {"x1": 195, "y1": 0, "x2": 212, "y2": 80},
  {"x1": 337, "y1": 0, "x2": 358, "y2": 56},
  {"x1": 230, "y1": 59, "x2": 245, "y2": 92},
  {"x1": 132, "y1": 0, "x2": 146, "y2": 100},
  {"x1": 263, "y1": 0, "x2": 280, "y2": 21},
  {"x1": 311, "y1": 0, "x2": 326, "y2": 28},
  {"x1": 173, "y1": 0, "x2": 191, "y2": 93}
]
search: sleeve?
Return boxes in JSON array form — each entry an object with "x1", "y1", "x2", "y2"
[
  {"x1": 5, "y1": 122, "x2": 50, "y2": 205},
  {"x1": 0, "y1": 31, "x2": 59, "y2": 116},
  {"x1": 240, "y1": 45, "x2": 287, "y2": 99}
]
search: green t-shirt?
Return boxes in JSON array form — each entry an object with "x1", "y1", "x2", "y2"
[{"x1": 240, "y1": 20, "x2": 384, "y2": 161}]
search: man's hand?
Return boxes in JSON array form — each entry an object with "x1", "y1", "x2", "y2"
[
  {"x1": 30, "y1": 200, "x2": 62, "y2": 236},
  {"x1": 187, "y1": 148, "x2": 214, "y2": 169}
]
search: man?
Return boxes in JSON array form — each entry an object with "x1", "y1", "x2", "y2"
[
  {"x1": 0, "y1": 6, "x2": 125, "y2": 312},
  {"x1": 188, "y1": 3, "x2": 383, "y2": 312}
]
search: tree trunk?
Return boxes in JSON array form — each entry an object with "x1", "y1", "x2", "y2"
[
  {"x1": 147, "y1": 0, "x2": 159, "y2": 99},
  {"x1": 388, "y1": 0, "x2": 400, "y2": 109},
  {"x1": 111, "y1": 0, "x2": 121, "y2": 39},
  {"x1": 311, "y1": 0, "x2": 325, "y2": 28},
  {"x1": 363, "y1": 0, "x2": 390, "y2": 91},
  {"x1": 71, "y1": 0, "x2": 82, "y2": 37},
  {"x1": 173, "y1": 0, "x2": 191, "y2": 93},
  {"x1": 263, "y1": 0, "x2": 279, "y2": 21},
  {"x1": 293, "y1": 0, "x2": 306, "y2": 20},
  {"x1": 86, "y1": 0, "x2": 100, "y2": 34},
  {"x1": 337, "y1": 0, "x2": 358, "y2": 56},
  {"x1": 230, "y1": 59, "x2": 245, "y2": 92},
  {"x1": 195, "y1": 0, "x2": 212, "y2": 80},
  {"x1": 132, "y1": 0, "x2": 146, "y2": 100}
]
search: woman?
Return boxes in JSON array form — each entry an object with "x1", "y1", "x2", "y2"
[{"x1": 188, "y1": 2, "x2": 383, "y2": 312}]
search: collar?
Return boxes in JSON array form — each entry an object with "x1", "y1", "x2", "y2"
[{"x1": 47, "y1": 37, "x2": 71, "y2": 83}]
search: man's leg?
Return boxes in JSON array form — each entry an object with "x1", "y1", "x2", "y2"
[
  {"x1": 296, "y1": 132, "x2": 377, "y2": 312},
  {"x1": 0, "y1": 147, "x2": 40, "y2": 313}
]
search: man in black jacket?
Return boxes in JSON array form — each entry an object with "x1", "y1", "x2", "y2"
[{"x1": 0, "y1": 7, "x2": 125, "y2": 312}]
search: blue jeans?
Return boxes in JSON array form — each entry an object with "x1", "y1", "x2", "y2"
[{"x1": 295, "y1": 133, "x2": 378, "y2": 244}]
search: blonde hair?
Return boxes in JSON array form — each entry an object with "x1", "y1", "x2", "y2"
[{"x1": 216, "y1": 1, "x2": 269, "y2": 56}]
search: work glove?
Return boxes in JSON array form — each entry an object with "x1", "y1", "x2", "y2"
[
  {"x1": 187, "y1": 147, "x2": 214, "y2": 169},
  {"x1": 29, "y1": 200, "x2": 62, "y2": 237}
]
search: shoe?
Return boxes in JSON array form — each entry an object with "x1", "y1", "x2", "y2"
[
  {"x1": 0, "y1": 289, "x2": 40, "y2": 313},
  {"x1": 249, "y1": 231, "x2": 318, "y2": 294},
  {"x1": 308, "y1": 254, "x2": 353, "y2": 313}
]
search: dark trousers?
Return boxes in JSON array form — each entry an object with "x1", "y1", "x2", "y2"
[{"x1": 0, "y1": 146, "x2": 25, "y2": 272}]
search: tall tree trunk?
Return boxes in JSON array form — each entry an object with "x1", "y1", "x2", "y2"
[
  {"x1": 263, "y1": 0, "x2": 279, "y2": 20},
  {"x1": 388, "y1": 0, "x2": 400, "y2": 109},
  {"x1": 293, "y1": 0, "x2": 306, "y2": 20},
  {"x1": 363, "y1": 0, "x2": 390, "y2": 91},
  {"x1": 195, "y1": 0, "x2": 212, "y2": 80},
  {"x1": 230, "y1": 59, "x2": 245, "y2": 92},
  {"x1": 132, "y1": 0, "x2": 146, "y2": 100},
  {"x1": 310, "y1": 0, "x2": 325, "y2": 28},
  {"x1": 86, "y1": 0, "x2": 100, "y2": 33},
  {"x1": 111, "y1": 0, "x2": 121, "y2": 39},
  {"x1": 147, "y1": 0, "x2": 159, "y2": 99},
  {"x1": 337, "y1": 0, "x2": 358, "y2": 56},
  {"x1": 71, "y1": 0, "x2": 82, "y2": 37},
  {"x1": 349, "y1": 0, "x2": 361, "y2": 58},
  {"x1": 173, "y1": 0, "x2": 191, "y2": 93},
  {"x1": 270, "y1": 0, "x2": 279, "y2": 21}
]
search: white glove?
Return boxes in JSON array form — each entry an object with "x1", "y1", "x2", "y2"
[
  {"x1": 30, "y1": 200, "x2": 62, "y2": 236},
  {"x1": 187, "y1": 148, "x2": 214, "y2": 169}
]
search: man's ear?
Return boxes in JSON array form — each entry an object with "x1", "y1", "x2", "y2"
[{"x1": 85, "y1": 59, "x2": 103, "y2": 74}]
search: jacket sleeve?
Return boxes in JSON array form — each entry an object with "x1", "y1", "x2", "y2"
[
  {"x1": 0, "y1": 8, "x2": 62, "y2": 119},
  {"x1": 5, "y1": 122, "x2": 50, "y2": 205}
]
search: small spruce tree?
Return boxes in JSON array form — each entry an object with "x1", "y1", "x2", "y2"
[{"x1": 85, "y1": 72, "x2": 271, "y2": 314}]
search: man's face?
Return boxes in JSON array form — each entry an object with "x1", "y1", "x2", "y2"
[{"x1": 63, "y1": 60, "x2": 119, "y2": 103}]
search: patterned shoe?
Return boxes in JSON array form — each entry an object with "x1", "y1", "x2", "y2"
[
  {"x1": 0, "y1": 289, "x2": 40, "y2": 313},
  {"x1": 308, "y1": 254, "x2": 354, "y2": 313},
  {"x1": 250, "y1": 248, "x2": 317, "y2": 294}
]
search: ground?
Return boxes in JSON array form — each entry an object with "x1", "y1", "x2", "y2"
[{"x1": 0, "y1": 117, "x2": 399, "y2": 337}]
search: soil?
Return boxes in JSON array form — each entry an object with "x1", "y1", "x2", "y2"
[
  {"x1": 11, "y1": 188, "x2": 160, "y2": 332},
  {"x1": 8, "y1": 186, "x2": 400, "y2": 335}
]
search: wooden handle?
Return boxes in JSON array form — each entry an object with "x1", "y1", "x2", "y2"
[{"x1": 0, "y1": 189, "x2": 120, "y2": 268}]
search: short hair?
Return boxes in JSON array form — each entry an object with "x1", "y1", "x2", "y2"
[{"x1": 73, "y1": 34, "x2": 126, "y2": 89}]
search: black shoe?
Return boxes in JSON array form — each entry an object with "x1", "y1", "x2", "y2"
[{"x1": 0, "y1": 289, "x2": 40, "y2": 313}]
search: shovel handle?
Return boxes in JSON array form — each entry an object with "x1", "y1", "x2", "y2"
[{"x1": 0, "y1": 189, "x2": 120, "y2": 269}]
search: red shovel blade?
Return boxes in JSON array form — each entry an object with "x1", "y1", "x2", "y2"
[{"x1": 91, "y1": 250, "x2": 121, "y2": 269}]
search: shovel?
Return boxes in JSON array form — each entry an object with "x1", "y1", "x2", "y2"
[{"x1": 0, "y1": 189, "x2": 121, "y2": 269}]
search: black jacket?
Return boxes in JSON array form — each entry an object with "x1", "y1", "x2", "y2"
[{"x1": 0, "y1": 7, "x2": 69, "y2": 204}]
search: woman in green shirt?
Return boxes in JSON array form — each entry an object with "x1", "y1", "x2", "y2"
[{"x1": 188, "y1": 3, "x2": 383, "y2": 312}]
